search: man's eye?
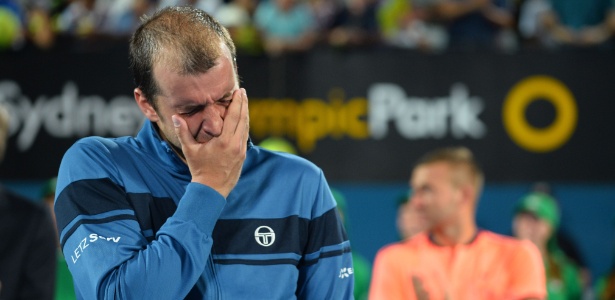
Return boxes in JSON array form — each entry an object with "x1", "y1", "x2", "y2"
[
  {"x1": 218, "y1": 99, "x2": 232, "y2": 107},
  {"x1": 180, "y1": 108, "x2": 200, "y2": 116},
  {"x1": 418, "y1": 186, "x2": 432, "y2": 195}
]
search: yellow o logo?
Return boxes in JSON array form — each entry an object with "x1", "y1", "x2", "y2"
[{"x1": 503, "y1": 76, "x2": 577, "y2": 152}]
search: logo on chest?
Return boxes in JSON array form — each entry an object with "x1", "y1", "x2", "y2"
[{"x1": 254, "y1": 226, "x2": 276, "y2": 247}]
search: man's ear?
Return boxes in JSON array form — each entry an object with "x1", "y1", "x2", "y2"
[
  {"x1": 458, "y1": 183, "x2": 476, "y2": 207},
  {"x1": 134, "y1": 88, "x2": 159, "y2": 122}
]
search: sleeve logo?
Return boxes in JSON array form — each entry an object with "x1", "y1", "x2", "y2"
[
  {"x1": 339, "y1": 267, "x2": 354, "y2": 279},
  {"x1": 71, "y1": 233, "x2": 122, "y2": 264}
]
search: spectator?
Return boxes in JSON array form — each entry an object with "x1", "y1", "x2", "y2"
[
  {"x1": 534, "y1": 0, "x2": 615, "y2": 49},
  {"x1": 0, "y1": 105, "x2": 57, "y2": 300},
  {"x1": 216, "y1": 0, "x2": 263, "y2": 55},
  {"x1": 331, "y1": 188, "x2": 371, "y2": 300},
  {"x1": 0, "y1": 0, "x2": 26, "y2": 50},
  {"x1": 55, "y1": 0, "x2": 104, "y2": 37},
  {"x1": 595, "y1": 261, "x2": 615, "y2": 300},
  {"x1": 55, "y1": 0, "x2": 154, "y2": 38},
  {"x1": 254, "y1": 0, "x2": 318, "y2": 56},
  {"x1": 369, "y1": 146, "x2": 546, "y2": 299},
  {"x1": 100, "y1": 0, "x2": 156, "y2": 36},
  {"x1": 307, "y1": 0, "x2": 341, "y2": 34},
  {"x1": 377, "y1": 0, "x2": 411, "y2": 41},
  {"x1": 516, "y1": 0, "x2": 550, "y2": 48},
  {"x1": 25, "y1": 2, "x2": 56, "y2": 49},
  {"x1": 594, "y1": 213, "x2": 615, "y2": 300},
  {"x1": 327, "y1": 0, "x2": 381, "y2": 48},
  {"x1": 396, "y1": 191, "x2": 427, "y2": 240},
  {"x1": 431, "y1": 0, "x2": 516, "y2": 51},
  {"x1": 378, "y1": 0, "x2": 448, "y2": 52},
  {"x1": 512, "y1": 192, "x2": 584, "y2": 300}
]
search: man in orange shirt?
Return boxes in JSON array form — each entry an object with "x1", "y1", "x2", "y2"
[{"x1": 369, "y1": 147, "x2": 546, "y2": 300}]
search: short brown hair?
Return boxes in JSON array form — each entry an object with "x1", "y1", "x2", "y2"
[
  {"x1": 129, "y1": 6, "x2": 237, "y2": 107},
  {"x1": 415, "y1": 147, "x2": 484, "y2": 193}
]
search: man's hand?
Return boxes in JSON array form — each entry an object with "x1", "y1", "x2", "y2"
[
  {"x1": 411, "y1": 275, "x2": 431, "y2": 300},
  {"x1": 172, "y1": 88, "x2": 249, "y2": 198}
]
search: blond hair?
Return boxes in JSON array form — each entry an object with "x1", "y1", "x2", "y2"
[{"x1": 415, "y1": 146, "x2": 484, "y2": 193}]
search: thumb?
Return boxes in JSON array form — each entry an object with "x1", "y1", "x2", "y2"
[{"x1": 172, "y1": 115, "x2": 193, "y2": 148}]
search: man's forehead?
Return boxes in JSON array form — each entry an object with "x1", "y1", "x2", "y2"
[
  {"x1": 415, "y1": 162, "x2": 451, "y2": 175},
  {"x1": 154, "y1": 58, "x2": 234, "y2": 87},
  {"x1": 412, "y1": 162, "x2": 453, "y2": 183}
]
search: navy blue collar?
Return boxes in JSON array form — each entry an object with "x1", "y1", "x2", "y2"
[
  {"x1": 428, "y1": 229, "x2": 482, "y2": 246},
  {"x1": 136, "y1": 119, "x2": 254, "y2": 175}
]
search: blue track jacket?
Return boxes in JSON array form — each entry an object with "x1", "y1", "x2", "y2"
[{"x1": 54, "y1": 120, "x2": 354, "y2": 299}]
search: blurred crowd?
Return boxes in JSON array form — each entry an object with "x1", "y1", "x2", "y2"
[{"x1": 1, "y1": 0, "x2": 615, "y2": 54}]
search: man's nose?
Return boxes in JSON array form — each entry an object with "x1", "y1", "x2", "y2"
[
  {"x1": 201, "y1": 106, "x2": 225, "y2": 137},
  {"x1": 410, "y1": 194, "x2": 424, "y2": 208}
]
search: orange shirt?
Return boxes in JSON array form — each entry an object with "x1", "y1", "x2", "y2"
[{"x1": 369, "y1": 230, "x2": 546, "y2": 300}]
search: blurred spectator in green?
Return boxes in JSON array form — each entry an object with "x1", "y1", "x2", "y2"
[
  {"x1": 512, "y1": 192, "x2": 584, "y2": 300},
  {"x1": 331, "y1": 188, "x2": 371, "y2": 300},
  {"x1": 594, "y1": 213, "x2": 615, "y2": 300}
]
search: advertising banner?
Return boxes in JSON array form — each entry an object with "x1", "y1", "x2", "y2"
[{"x1": 1, "y1": 47, "x2": 614, "y2": 182}]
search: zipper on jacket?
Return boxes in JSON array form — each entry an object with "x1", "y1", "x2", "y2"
[{"x1": 206, "y1": 253, "x2": 222, "y2": 300}]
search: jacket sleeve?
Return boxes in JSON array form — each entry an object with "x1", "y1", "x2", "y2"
[
  {"x1": 296, "y1": 170, "x2": 355, "y2": 300},
  {"x1": 54, "y1": 139, "x2": 225, "y2": 299}
]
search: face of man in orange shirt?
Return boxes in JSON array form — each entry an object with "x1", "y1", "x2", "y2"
[
  {"x1": 409, "y1": 162, "x2": 466, "y2": 231},
  {"x1": 397, "y1": 199, "x2": 428, "y2": 240}
]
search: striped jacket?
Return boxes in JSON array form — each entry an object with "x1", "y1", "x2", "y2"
[{"x1": 55, "y1": 120, "x2": 354, "y2": 299}]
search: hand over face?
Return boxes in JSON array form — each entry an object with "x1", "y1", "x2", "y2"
[{"x1": 172, "y1": 88, "x2": 249, "y2": 198}]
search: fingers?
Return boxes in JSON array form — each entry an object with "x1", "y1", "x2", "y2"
[
  {"x1": 233, "y1": 88, "x2": 246, "y2": 134},
  {"x1": 239, "y1": 89, "x2": 249, "y2": 135},
  {"x1": 221, "y1": 88, "x2": 248, "y2": 139},
  {"x1": 238, "y1": 90, "x2": 250, "y2": 152},
  {"x1": 172, "y1": 115, "x2": 194, "y2": 149}
]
